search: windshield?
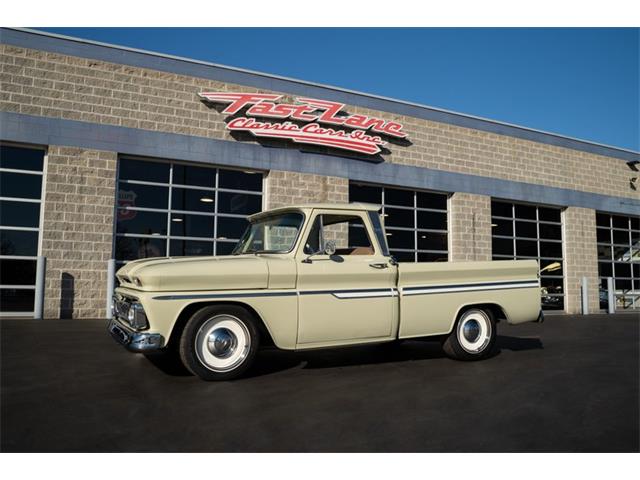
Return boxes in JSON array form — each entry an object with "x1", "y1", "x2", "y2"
[{"x1": 232, "y1": 212, "x2": 305, "y2": 254}]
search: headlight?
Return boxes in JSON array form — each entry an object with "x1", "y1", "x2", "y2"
[
  {"x1": 126, "y1": 302, "x2": 149, "y2": 330},
  {"x1": 131, "y1": 276, "x2": 143, "y2": 287}
]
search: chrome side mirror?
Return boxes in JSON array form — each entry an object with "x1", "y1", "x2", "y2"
[{"x1": 323, "y1": 240, "x2": 336, "y2": 256}]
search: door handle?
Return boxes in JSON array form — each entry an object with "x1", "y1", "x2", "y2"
[{"x1": 369, "y1": 262, "x2": 389, "y2": 269}]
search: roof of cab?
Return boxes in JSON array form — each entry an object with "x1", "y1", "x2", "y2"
[{"x1": 248, "y1": 203, "x2": 381, "y2": 221}]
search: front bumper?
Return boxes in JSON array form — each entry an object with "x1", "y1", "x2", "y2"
[
  {"x1": 536, "y1": 310, "x2": 545, "y2": 323},
  {"x1": 108, "y1": 318, "x2": 165, "y2": 352}
]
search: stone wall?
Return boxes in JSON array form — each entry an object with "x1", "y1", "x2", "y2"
[
  {"x1": 41, "y1": 146, "x2": 116, "y2": 318},
  {"x1": 448, "y1": 193, "x2": 492, "y2": 262}
]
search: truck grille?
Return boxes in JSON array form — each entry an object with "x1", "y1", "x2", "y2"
[{"x1": 113, "y1": 295, "x2": 131, "y2": 321}]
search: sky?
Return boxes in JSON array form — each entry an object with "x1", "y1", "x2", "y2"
[{"x1": 38, "y1": 28, "x2": 640, "y2": 151}]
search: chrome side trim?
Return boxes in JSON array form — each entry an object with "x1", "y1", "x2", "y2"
[
  {"x1": 402, "y1": 279, "x2": 539, "y2": 296},
  {"x1": 152, "y1": 291, "x2": 299, "y2": 301}
]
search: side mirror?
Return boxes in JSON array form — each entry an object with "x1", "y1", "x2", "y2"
[{"x1": 323, "y1": 240, "x2": 336, "y2": 256}]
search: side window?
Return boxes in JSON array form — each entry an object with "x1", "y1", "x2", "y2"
[{"x1": 304, "y1": 213, "x2": 374, "y2": 256}]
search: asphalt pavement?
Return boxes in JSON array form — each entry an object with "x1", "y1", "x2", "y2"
[{"x1": 1, "y1": 313, "x2": 638, "y2": 452}]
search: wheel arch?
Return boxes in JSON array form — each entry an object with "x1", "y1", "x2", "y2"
[
  {"x1": 451, "y1": 302, "x2": 508, "y2": 332},
  {"x1": 167, "y1": 300, "x2": 276, "y2": 350}
]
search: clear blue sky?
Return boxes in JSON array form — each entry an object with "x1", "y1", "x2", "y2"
[{"x1": 38, "y1": 28, "x2": 639, "y2": 151}]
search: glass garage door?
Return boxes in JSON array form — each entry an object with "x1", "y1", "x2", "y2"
[
  {"x1": 596, "y1": 212, "x2": 640, "y2": 311},
  {"x1": 0, "y1": 145, "x2": 45, "y2": 316},
  {"x1": 349, "y1": 182, "x2": 449, "y2": 262},
  {"x1": 491, "y1": 200, "x2": 565, "y2": 311},
  {"x1": 114, "y1": 157, "x2": 263, "y2": 265}
]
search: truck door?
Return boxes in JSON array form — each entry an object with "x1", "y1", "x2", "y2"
[{"x1": 296, "y1": 209, "x2": 398, "y2": 347}]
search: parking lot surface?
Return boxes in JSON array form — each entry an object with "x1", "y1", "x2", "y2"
[{"x1": 1, "y1": 314, "x2": 638, "y2": 452}]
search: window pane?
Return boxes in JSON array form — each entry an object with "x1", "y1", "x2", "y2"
[
  {"x1": 515, "y1": 239, "x2": 538, "y2": 257},
  {"x1": 541, "y1": 276, "x2": 564, "y2": 294},
  {"x1": 0, "y1": 230, "x2": 38, "y2": 256},
  {"x1": 633, "y1": 264, "x2": 639, "y2": 277},
  {"x1": 0, "y1": 146, "x2": 44, "y2": 171},
  {"x1": 386, "y1": 229, "x2": 415, "y2": 250},
  {"x1": 630, "y1": 217, "x2": 639, "y2": 230},
  {"x1": 0, "y1": 259, "x2": 37, "y2": 285},
  {"x1": 541, "y1": 294, "x2": 564, "y2": 311},
  {"x1": 390, "y1": 250, "x2": 415, "y2": 262},
  {"x1": 217, "y1": 192, "x2": 262, "y2": 215},
  {"x1": 515, "y1": 221, "x2": 537, "y2": 239},
  {"x1": 116, "y1": 209, "x2": 167, "y2": 235},
  {"x1": 418, "y1": 251, "x2": 448, "y2": 262},
  {"x1": 0, "y1": 288, "x2": 35, "y2": 312},
  {"x1": 492, "y1": 218, "x2": 513, "y2": 236},
  {"x1": 539, "y1": 223, "x2": 562, "y2": 240},
  {"x1": 216, "y1": 216, "x2": 249, "y2": 241},
  {"x1": 615, "y1": 278, "x2": 632, "y2": 290},
  {"x1": 613, "y1": 229, "x2": 629, "y2": 245},
  {"x1": 493, "y1": 237, "x2": 514, "y2": 256},
  {"x1": 597, "y1": 244, "x2": 611, "y2": 260},
  {"x1": 349, "y1": 183, "x2": 381, "y2": 203},
  {"x1": 385, "y1": 188, "x2": 413, "y2": 207},
  {"x1": 417, "y1": 232, "x2": 447, "y2": 251},
  {"x1": 491, "y1": 201, "x2": 512, "y2": 218},
  {"x1": 119, "y1": 158, "x2": 169, "y2": 183},
  {"x1": 169, "y1": 214, "x2": 214, "y2": 238},
  {"x1": 348, "y1": 224, "x2": 370, "y2": 247},
  {"x1": 169, "y1": 239, "x2": 213, "y2": 256},
  {"x1": 218, "y1": 169, "x2": 262, "y2": 192},
  {"x1": 117, "y1": 182, "x2": 169, "y2": 210},
  {"x1": 515, "y1": 204, "x2": 536, "y2": 220},
  {"x1": 416, "y1": 191, "x2": 447, "y2": 210},
  {"x1": 596, "y1": 228, "x2": 611, "y2": 244},
  {"x1": 612, "y1": 216, "x2": 629, "y2": 229},
  {"x1": 540, "y1": 241, "x2": 562, "y2": 259},
  {"x1": 631, "y1": 230, "x2": 639, "y2": 243},
  {"x1": 598, "y1": 262, "x2": 613, "y2": 277},
  {"x1": 171, "y1": 187, "x2": 216, "y2": 213},
  {"x1": 0, "y1": 172, "x2": 42, "y2": 199},
  {"x1": 613, "y1": 245, "x2": 631, "y2": 262},
  {"x1": 216, "y1": 241, "x2": 237, "y2": 256},
  {"x1": 115, "y1": 236, "x2": 166, "y2": 261},
  {"x1": 385, "y1": 207, "x2": 414, "y2": 228},
  {"x1": 0, "y1": 200, "x2": 40, "y2": 228},
  {"x1": 538, "y1": 207, "x2": 561, "y2": 223},
  {"x1": 615, "y1": 263, "x2": 631, "y2": 278},
  {"x1": 540, "y1": 259, "x2": 563, "y2": 277},
  {"x1": 173, "y1": 164, "x2": 216, "y2": 188},
  {"x1": 417, "y1": 210, "x2": 447, "y2": 230},
  {"x1": 596, "y1": 213, "x2": 610, "y2": 227}
]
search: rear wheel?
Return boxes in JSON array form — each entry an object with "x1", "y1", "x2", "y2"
[
  {"x1": 179, "y1": 305, "x2": 260, "y2": 381},
  {"x1": 442, "y1": 308, "x2": 496, "y2": 361}
]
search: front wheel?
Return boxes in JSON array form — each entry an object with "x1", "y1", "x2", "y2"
[
  {"x1": 179, "y1": 305, "x2": 260, "y2": 381},
  {"x1": 442, "y1": 308, "x2": 496, "y2": 361}
]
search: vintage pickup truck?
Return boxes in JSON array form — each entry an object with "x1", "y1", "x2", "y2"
[{"x1": 109, "y1": 203, "x2": 542, "y2": 380}]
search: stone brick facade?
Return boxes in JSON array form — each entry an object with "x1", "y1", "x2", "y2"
[
  {"x1": 448, "y1": 193, "x2": 492, "y2": 262},
  {"x1": 41, "y1": 146, "x2": 116, "y2": 318},
  {"x1": 563, "y1": 207, "x2": 600, "y2": 314},
  {"x1": 0, "y1": 44, "x2": 637, "y2": 202},
  {"x1": 265, "y1": 171, "x2": 348, "y2": 209}
]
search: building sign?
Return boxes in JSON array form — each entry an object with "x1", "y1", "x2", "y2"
[{"x1": 198, "y1": 92, "x2": 408, "y2": 155}]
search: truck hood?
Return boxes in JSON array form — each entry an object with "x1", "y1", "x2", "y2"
[{"x1": 116, "y1": 255, "x2": 269, "y2": 292}]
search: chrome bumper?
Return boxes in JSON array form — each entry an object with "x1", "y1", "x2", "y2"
[{"x1": 108, "y1": 318, "x2": 165, "y2": 352}]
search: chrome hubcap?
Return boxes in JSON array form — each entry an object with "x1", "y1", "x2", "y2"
[
  {"x1": 207, "y1": 328, "x2": 237, "y2": 358},
  {"x1": 462, "y1": 319, "x2": 481, "y2": 342}
]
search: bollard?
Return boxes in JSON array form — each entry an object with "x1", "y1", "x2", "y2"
[
  {"x1": 607, "y1": 277, "x2": 615, "y2": 314},
  {"x1": 33, "y1": 256, "x2": 46, "y2": 319},
  {"x1": 581, "y1": 277, "x2": 589, "y2": 315},
  {"x1": 106, "y1": 259, "x2": 116, "y2": 319}
]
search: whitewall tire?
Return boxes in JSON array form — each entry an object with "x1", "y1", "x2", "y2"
[
  {"x1": 442, "y1": 308, "x2": 496, "y2": 361},
  {"x1": 179, "y1": 305, "x2": 260, "y2": 381}
]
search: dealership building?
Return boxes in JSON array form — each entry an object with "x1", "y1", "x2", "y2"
[{"x1": 1, "y1": 28, "x2": 639, "y2": 319}]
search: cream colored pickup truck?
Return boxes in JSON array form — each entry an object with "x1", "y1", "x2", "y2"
[{"x1": 109, "y1": 203, "x2": 542, "y2": 381}]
